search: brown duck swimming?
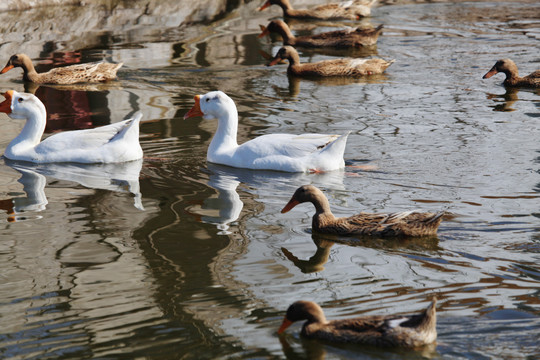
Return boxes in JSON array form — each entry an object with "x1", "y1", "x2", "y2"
[
  {"x1": 268, "y1": 46, "x2": 393, "y2": 77},
  {"x1": 483, "y1": 58, "x2": 540, "y2": 88},
  {"x1": 259, "y1": 0, "x2": 377, "y2": 20},
  {"x1": 1, "y1": 53, "x2": 123, "y2": 84},
  {"x1": 281, "y1": 185, "x2": 444, "y2": 237},
  {"x1": 259, "y1": 20, "x2": 383, "y2": 48},
  {"x1": 278, "y1": 298, "x2": 437, "y2": 348}
]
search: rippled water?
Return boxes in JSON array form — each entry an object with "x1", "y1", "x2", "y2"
[{"x1": 0, "y1": 1, "x2": 539, "y2": 359}]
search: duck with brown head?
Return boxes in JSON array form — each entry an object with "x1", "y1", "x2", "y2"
[
  {"x1": 483, "y1": 59, "x2": 540, "y2": 88},
  {"x1": 1, "y1": 53, "x2": 123, "y2": 84},
  {"x1": 268, "y1": 46, "x2": 394, "y2": 77},
  {"x1": 259, "y1": 19, "x2": 383, "y2": 48},
  {"x1": 278, "y1": 298, "x2": 438, "y2": 348},
  {"x1": 259, "y1": 0, "x2": 377, "y2": 20},
  {"x1": 281, "y1": 185, "x2": 444, "y2": 237}
]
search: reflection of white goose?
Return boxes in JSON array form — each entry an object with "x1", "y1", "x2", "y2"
[
  {"x1": 3, "y1": 159, "x2": 144, "y2": 217},
  {"x1": 201, "y1": 170, "x2": 243, "y2": 234},
  {"x1": 193, "y1": 163, "x2": 345, "y2": 234}
]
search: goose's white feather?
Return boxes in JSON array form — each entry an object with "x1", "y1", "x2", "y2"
[
  {"x1": 0, "y1": 90, "x2": 143, "y2": 163},
  {"x1": 185, "y1": 91, "x2": 348, "y2": 172}
]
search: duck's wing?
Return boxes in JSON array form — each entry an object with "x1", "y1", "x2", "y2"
[
  {"x1": 238, "y1": 133, "x2": 341, "y2": 158},
  {"x1": 42, "y1": 63, "x2": 102, "y2": 84}
]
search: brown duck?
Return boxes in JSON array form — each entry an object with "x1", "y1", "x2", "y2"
[
  {"x1": 259, "y1": 20, "x2": 383, "y2": 48},
  {"x1": 259, "y1": 0, "x2": 377, "y2": 20},
  {"x1": 268, "y1": 46, "x2": 393, "y2": 77},
  {"x1": 278, "y1": 298, "x2": 437, "y2": 348},
  {"x1": 483, "y1": 58, "x2": 540, "y2": 88},
  {"x1": 281, "y1": 185, "x2": 444, "y2": 237},
  {"x1": 1, "y1": 53, "x2": 123, "y2": 84}
]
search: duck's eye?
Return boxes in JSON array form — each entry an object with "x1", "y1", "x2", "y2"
[
  {"x1": 205, "y1": 98, "x2": 210, "y2": 102},
  {"x1": 17, "y1": 98, "x2": 23, "y2": 103}
]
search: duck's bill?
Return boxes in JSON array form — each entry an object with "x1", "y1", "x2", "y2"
[
  {"x1": 482, "y1": 67, "x2": 497, "y2": 79},
  {"x1": 268, "y1": 57, "x2": 283, "y2": 67},
  {"x1": 0, "y1": 90, "x2": 13, "y2": 113},
  {"x1": 0, "y1": 64, "x2": 14, "y2": 74},
  {"x1": 258, "y1": 25, "x2": 270, "y2": 38},
  {"x1": 183, "y1": 95, "x2": 203, "y2": 119},
  {"x1": 281, "y1": 199, "x2": 299, "y2": 213},
  {"x1": 277, "y1": 318, "x2": 293, "y2": 334},
  {"x1": 258, "y1": 0, "x2": 271, "y2": 11}
]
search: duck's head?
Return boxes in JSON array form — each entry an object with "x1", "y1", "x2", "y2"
[
  {"x1": 183, "y1": 91, "x2": 236, "y2": 121},
  {"x1": 281, "y1": 185, "x2": 325, "y2": 213},
  {"x1": 259, "y1": 0, "x2": 290, "y2": 11},
  {"x1": 278, "y1": 300, "x2": 326, "y2": 334},
  {"x1": 268, "y1": 46, "x2": 299, "y2": 66},
  {"x1": 1, "y1": 54, "x2": 31, "y2": 74},
  {"x1": 258, "y1": 20, "x2": 288, "y2": 38},
  {"x1": 483, "y1": 58, "x2": 518, "y2": 79},
  {"x1": 0, "y1": 90, "x2": 44, "y2": 120}
]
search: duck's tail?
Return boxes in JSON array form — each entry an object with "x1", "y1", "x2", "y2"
[{"x1": 419, "y1": 297, "x2": 437, "y2": 333}]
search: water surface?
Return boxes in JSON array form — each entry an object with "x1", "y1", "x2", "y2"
[{"x1": 0, "y1": 1, "x2": 539, "y2": 359}]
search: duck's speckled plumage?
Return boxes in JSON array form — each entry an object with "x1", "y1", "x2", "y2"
[
  {"x1": 259, "y1": 0, "x2": 377, "y2": 20},
  {"x1": 1, "y1": 54, "x2": 122, "y2": 85},
  {"x1": 259, "y1": 20, "x2": 383, "y2": 48},
  {"x1": 281, "y1": 185, "x2": 444, "y2": 237},
  {"x1": 483, "y1": 58, "x2": 540, "y2": 88},
  {"x1": 278, "y1": 298, "x2": 437, "y2": 348},
  {"x1": 269, "y1": 46, "x2": 394, "y2": 77}
]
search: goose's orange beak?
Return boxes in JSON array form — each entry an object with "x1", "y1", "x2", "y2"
[
  {"x1": 482, "y1": 66, "x2": 498, "y2": 79},
  {"x1": 277, "y1": 317, "x2": 293, "y2": 334},
  {"x1": 259, "y1": 0, "x2": 271, "y2": 11},
  {"x1": 0, "y1": 90, "x2": 13, "y2": 114},
  {"x1": 184, "y1": 95, "x2": 203, "y2": 119},
  {"x1": 258, "y1": 25, "x2": 270, "y2": 38},
  {"x1": 281, "y1": 198, "x2": 299, "y2": 213},
  {"x1": 0, "y1": 64, "x2": 14, "y2": 74}
]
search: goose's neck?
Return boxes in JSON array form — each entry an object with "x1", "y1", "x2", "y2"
[
  {"x1": 208, "y1": 105, "x2": 239, "y2": 154},
  {"x1": 7, "y1": 104, "x2": 47, "y2": 155}
]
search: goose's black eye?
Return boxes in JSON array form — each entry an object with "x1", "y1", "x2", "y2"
[
  {"x1": 205, "y1": 98, "x2": 210, "y2": 102},
  {"x1": 17, "y1": 98, "x2": 23, "y2": 103}
]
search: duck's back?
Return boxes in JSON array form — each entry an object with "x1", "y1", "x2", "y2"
[{"x1": 39, "y1": 62, "x2": 122, "y2": 84}]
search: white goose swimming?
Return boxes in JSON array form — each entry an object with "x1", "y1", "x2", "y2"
[
  {"x1": 184, "y1": 91, "x2": 349, "y2": 172},
  {"x1": 0, "y1": 90, "x2": 143, "y2": 163}
]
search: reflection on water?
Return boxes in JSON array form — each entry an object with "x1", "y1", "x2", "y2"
[
  {"x1": 0, "y1": 0, "x2": 539, "y2": 359},
  {"x1": 2, "y1": 159, "x2": 144, "y2": 218}
]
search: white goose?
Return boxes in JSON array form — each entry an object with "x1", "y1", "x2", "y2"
[
  {"x1": 0, "y1": 90, "x2": 143, "y2": 163},
  {"x1": 184, "y1": 91, "x2": 349, "y2": 172}
]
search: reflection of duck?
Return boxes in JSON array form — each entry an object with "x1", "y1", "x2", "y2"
[
  {"x1": 483, "y1": 59, "x2": 540, "y2": 88},
  {"x1": 183, "y1": 91, "x2": 349, "y2": 172},
  {"x1": 486, "y1": 87, "x2": 520, "y2": 112},
  {"x1": 0, "y1": 90, "x2": 143, "y2": 163},
  {"x1": 278, "y1": 298, "x2": 437, "y2": 348},
  {"x1": 281, "y1": 185, "x2": 444, "y2": 237},
  {"x1": 259, "y1": 20, "x2": 383, "y2": 48},
  {"x1": 268, "y1": 46, "x2": 394, "y2": 77},
  {"x1": 259, "y1": 0, "x2": 377, "y2": 20},
  {"x1": 3, "y1": 159, "x2": 144, "y2": 214},
  {"x1": 281, "y1": 236, "x2": 334, "y2": 273},
  {"x1": 1, "y1": 53, "x2": 122, "y2": 84}
]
